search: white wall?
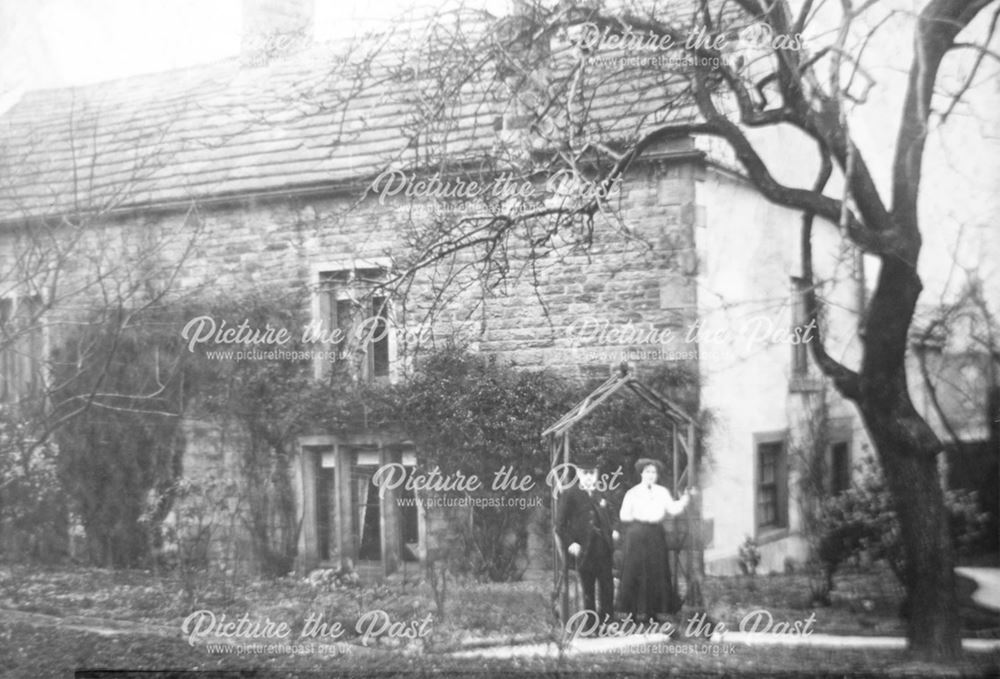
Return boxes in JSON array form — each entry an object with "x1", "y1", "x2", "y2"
[{"x1": 693, "y1": 157, "x2": 873, "y2": 574}]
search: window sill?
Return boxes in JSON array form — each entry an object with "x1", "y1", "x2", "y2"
[
  {"x1": 755, "y1": 526, "x2": 789, "y2": 545},
  {"x1": 788, "y1": 375, "x2": 824, "y2": 393}
]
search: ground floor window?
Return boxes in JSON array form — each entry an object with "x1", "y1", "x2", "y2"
[
  {"x1": 755, "y1": 432, "x2": 788, "y2": 532},
  {"x1": 830, "y1": 440, "x2": 851, "y2": 495}
]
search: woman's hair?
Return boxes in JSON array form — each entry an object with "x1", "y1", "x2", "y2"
[{"x1": 634, "y1": 457, "x2": 664, "y2": 475}]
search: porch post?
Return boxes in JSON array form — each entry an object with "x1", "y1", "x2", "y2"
[
  {"x1": 686, "y1": 422, "x2": 704, "y2": 607},
  {"x1": 299, "y1": 444, "x2": 319, "y2": 572},
  {"x1": 336, "y1": 444, "x2": 354, "y2": 567},
  {"x1": 380, "y1": 442, "x2": 401, "y2": 577}
]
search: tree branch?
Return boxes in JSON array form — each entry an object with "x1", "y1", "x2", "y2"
[
  {"x1": 892, "y1": 0, "x2": 995, "y2": 235},
  {"x1": 940, "y1": 4, "x2": 1000, "y2": 123},
  {"x1": 799, "y1": 142, "x2": 861, "y2": 400}
]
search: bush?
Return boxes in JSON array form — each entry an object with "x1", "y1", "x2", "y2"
[
  {"x1": 52, "y1": 309, "x2": 190, "y2": 568},
  {"x1": 0, "y1": 406, "x2": 67, "y2": 562},
  {"x1": 738, "y1": 536, "x2": 761, "y2": 576},
  {"x1": 373, "y1": 348, "x2": 564, "y2": 582},
  {"x1": 817, "y1": 455, "x2": 990, "y2": 588}
]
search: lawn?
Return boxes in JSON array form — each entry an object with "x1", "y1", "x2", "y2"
[
  {"x1": 3, "y1": 620, "x2": 999, "y2": 679},
  {"x1": 701, "y1": 569, "x2": 909, "y2": 636},
  {"x1": 0, "y1": 564, "x2": 997, "y2": 678},
  {"x1": 0, "y1": 563, "x2": 921, "y2": 636}
]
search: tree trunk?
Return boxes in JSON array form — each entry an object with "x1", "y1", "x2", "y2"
[
  {"x1": 856, "y1": 257, "x2": 961, "y2": 659},
  {"x1": 860, "y1": 410, "x2": 960, "y2": 659}
]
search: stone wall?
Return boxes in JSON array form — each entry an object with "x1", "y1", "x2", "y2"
[{"x1": 121, "y1": 160, "x2": 701, "y2": 379}]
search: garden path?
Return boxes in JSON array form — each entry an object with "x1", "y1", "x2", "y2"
[
  {"x1": 448, "y1": 632, "x2": 1000, "y2": 659},
  {"x1": 0, "y1": 607, "x2": 175, "y2": 637},
  {"x1": 955, "y1": 568, "x2": 1000, "y2": 614}
]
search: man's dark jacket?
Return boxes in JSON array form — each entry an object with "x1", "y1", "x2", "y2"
[{"x1": 555, "y1": 486, "x2": 616, "y2": 564}]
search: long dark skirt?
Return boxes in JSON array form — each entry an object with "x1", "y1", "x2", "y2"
[{"x1": 619, "y1": 522, "x2": 677, "y2": 620}]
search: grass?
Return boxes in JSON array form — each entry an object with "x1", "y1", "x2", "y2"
[
  {"x1": 700, "y1": 568, "x2": 998, "y2": 638},
  {"x1": 2, "y1": 620, "x2": 998, "y2": 679},
  {"x1": 0, "y1": 564, "x2": 920, "y2": 634},
  {"x1": 0, "y1": 564, "x2": 997, "y2": 677},
  {"x1": 701, "y1": 569, "x2": 908, "y2": 636},
  {"x1": 0, "y1": 563, "x2": 558, "y2": 649}
]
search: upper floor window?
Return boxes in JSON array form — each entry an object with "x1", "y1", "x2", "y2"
[
  {"x1": 790, "y1": 276, "x2": 809, "y2": 377},
  {"x1": 313, "y1": 264, "x2": 393, "y2": 383},
  {"x1": 0, "y1": 295, "x2": 43, "y2": 403}
]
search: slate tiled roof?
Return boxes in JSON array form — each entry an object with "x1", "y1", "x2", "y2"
[
  {"x1": 0, "y1": 39, "x2": 494, "y2": 218},
  {"x1": 0, "y1": 12, "x2": 719, "y2": 221}
]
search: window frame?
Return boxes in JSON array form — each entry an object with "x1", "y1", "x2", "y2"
[
  {"x1": 311, "y1": 259, "x2": 396, "y2": 383},
  {"x1": 754, "y1": 430, "x2": 789, "y2": 536},
  {"x1": 0, "y1": 294, "x2": 44, "y2": 404},
  {"x1": 789, "y1": 276, "x2": 809, "y2": 377},
  {"x1": 829, "y1": 439, "x2": 852, "y2": 495}
]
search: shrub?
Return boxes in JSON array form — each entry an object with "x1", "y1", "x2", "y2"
[
  {"x1": 738, "y1": 536, "x2": 761, "y2": 576},
  {"x1": 52, "y1": 311, "x2": 189, "y2": 568},
  {"x1": 817, "y1": 455, "x2": 990, "y2": 588},
  {"x1": 138, "y1": 476, "x2": 246, "y2": 607},
  {"x1": 372, "y1": 348, "x2": 564, "y2": 582},
  {"x1": 0, "y1": 405, "x2": 66, "y2": 562}
]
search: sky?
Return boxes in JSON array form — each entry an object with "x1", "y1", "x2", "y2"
[
  {"x1": 0, "y1": 0, "x2": 517, "y2": 94},
  {"x1": 0, "y1": 0, "x2": 238, "y2": 94}
]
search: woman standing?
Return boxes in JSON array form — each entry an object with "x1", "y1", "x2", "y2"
[{"x1": 618, "y1": 458, "x2": 693, "y2": 622}]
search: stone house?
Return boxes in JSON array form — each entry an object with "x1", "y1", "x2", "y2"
[{"x1": 0, "y1": 1, "x2": 994, "y2": 577}]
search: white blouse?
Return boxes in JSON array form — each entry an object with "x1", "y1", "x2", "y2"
[{"x1": 619, "y1": 483, "x2": 689, "y2": 523}]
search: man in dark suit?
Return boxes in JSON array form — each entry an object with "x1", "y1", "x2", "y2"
[{"x1": 556, "y1": 453, "x2": 618, "y2": 621}]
